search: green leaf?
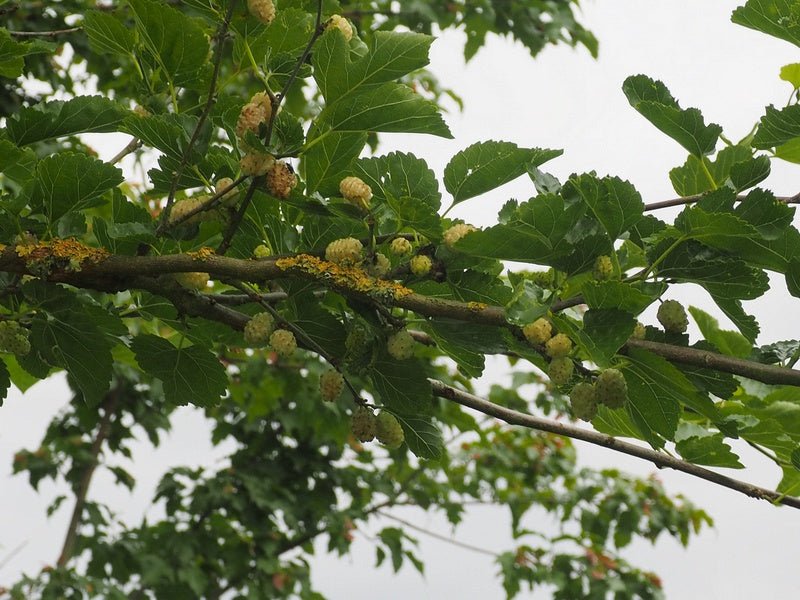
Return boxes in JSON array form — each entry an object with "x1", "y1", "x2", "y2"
[
  {"x1": 426, "y1": 319, "x2": 508, "y2": 378},
  {"x1": 729, "y1": 155, "x2": 771, "y2": 192},
  {"x1": 792, "y1": 447, "x2": 800, "y2": 471},
  {"x1": 128, "y1": 0, "x2": 210, "y2": 87},
  {"x1": 4, "y1": 355, "x2": 38, "y2": 393},
  {"x1": 6, "y1": 97, "x2": 129, "y2": 146},
  {"x1": 371, "y1": 354, "x2": 434, "y2": 414},
  {"x1": 0, "y1": 30, "x2": 50, "y2": 78},
  {"x1": 781, "y1": 63, "x2": 800, "y2": 88},
  {"x1": 778, "y1": 466, "x2": 800, "y2": 495},
  {"x1": 752, "y1": 104, "x2": 800, "y2": 150},
  {"x1": 394, "y1": 412, "x2": 444, "y2": 460},
  {"x1": 30, "y1": 153, "x2": 123, "y2": 222},
  {"x1": 355, "y1": 152, "x2": 441, "y2": 211},
  {"x1": 552, "y1": 310, "x2": 635, "y2": 369},
  {"x1": 675, "y1": 433, "x2": 744, "y2": 468},
  {"x1": 688, "y1": 306, "x2": 752, "y2": 357},
  {"x1": 734, "y1": 188, "x2": 794, "y2": 240},
  {"x1": 623, "y1": 75, "x2": 722, "y2": 156},
  {"x1": 83, "y1": 10, "x2": 135, "y2": 56},
  {"x1": 563, "y1": 174, "x2": 644, "y2": 239},
  {"x1": 732, "y1": 0, "x2": 800, "y2": 48},
  {"x1": 31, "y1": 313, "x2": 113, "y2": 405},
  {"x1": 314, "y1": 30, "x2": 433, "y2": 102},
  {"x1": 122, "y1": 113, "x2": 197, "y2": 159},
  {"x1": 302, "y1": 131, "x2": 368, "y2": 196},
  {"x1": 582, "y1": 281, "x2": 662, "y2": 315},
  {"x1": 0, "y1": 358, "x2": 10, "y2": 406},
  {"x1": 443, "y1": 141, "x2": 561, "y2": 205},
  {"x1": 668, "y1": 145, "x2": 753, "y2": 196},
  {"x1": 131, "y1": 334, "x2": 227, "y2": 407},
  {"x1": 713, "y1": 297, "x2": 760, "y2": 343},
  {"x1": 269, "y1": 112, "x2": 305, "y2": 156},
  {"x1": 245, "y1": 8, "x2": 315, "y2": 61},
  {"x1": 321, "y1": 82, "x2": 452, "y2": 138}
]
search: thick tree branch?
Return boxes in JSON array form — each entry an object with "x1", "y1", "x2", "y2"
[{"x1": 429, "y1": 380, "x2": 800, "y2": 510}]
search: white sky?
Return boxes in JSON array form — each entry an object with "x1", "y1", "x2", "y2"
[{"x1": 2, "y1": 1, "x2": 800, "y2": 598}]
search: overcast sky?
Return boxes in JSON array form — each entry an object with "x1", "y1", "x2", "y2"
[{"x1": 2, "y1": 1, "x2": 800, "y2": 598}]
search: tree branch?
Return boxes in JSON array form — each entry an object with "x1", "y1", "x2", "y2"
[
  {"x1": 644, "y1": 193, "x2": 799, "y2": 212},
  {"x1": 429, "y1": 379, "x2": 800, "y2": 510},
  {"x1": 8, "y1": 27, "x2": 82, "y2": 38},
  {"x1": 375, "y1": 510, "x2": 498, "y2": 557}
]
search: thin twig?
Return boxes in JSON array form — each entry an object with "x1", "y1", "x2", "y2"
[
  {"x1": 162, "y1": 175, "x2": 248, "y2": 232},
  {"x1": 109, "y1": 138, "x2": 143, "y2": 165},
  {"x1": 644, "y1": 194, "x2": 798, "y2": 212},
  {"x1": 207, "y1": 291, "x2": 288, "y2": 305},
  {"x1": 376, "y1": 510, "x2": 498, "y2": 557},
  {"x1": 429, "y1": 379, "x2": 800, "y2": 510},
  {"x1": 8, "y1": 27, "x2": 82, "y2": 38},
  {"x1": 157, "y1": 0, "x2": 237, "y2": 232},
  {"x1": 216, "y1": 179, "x2": 259, "y2": 255}
]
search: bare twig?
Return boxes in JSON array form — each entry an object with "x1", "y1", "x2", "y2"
[
  {"x1": 109, "y1": 138, "x2": 143, "y2": 165},
  {"x1": 162, "y1": 175, "x2": 248, "y2": 231},
  {"x1": 376, "y1": 510, "x2": 498, "y2": 557},
  {"x1": 644, "y1": 193, "x2": 798, "y2": 212},
  {"x1": 430, "y1": 379, "x2": 800, "y2": 510},
  {"x1": 216, "y1": 179, "x2": 259, "y2": 255},
  {"x1": 8, "y1": 27, "x2": 82, "y2": 38}
]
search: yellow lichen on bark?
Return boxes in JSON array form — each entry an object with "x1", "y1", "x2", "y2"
[
  {"x1": 15, "y1": 238, "x2": 109, "y2": 268},
  {"x1": 188, "y1": 247, "x2": 216, "y2": 261}
]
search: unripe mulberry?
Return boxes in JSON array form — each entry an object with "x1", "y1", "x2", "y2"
[
  {"x1": 570, "y1": 382, "x2": 598, "y2": 421},
  {"x1": 522, "y1": 318, "x2": 552, "y2": 345},
  {"x1": 265, "y1": 162, "x2": 297, "y2": 199},
  {"x1": 545, "y1": 333, "x2": 572, "y2": 358},
  {"x1": 390, "y1": 237, "x2": 412, "y2": 256},
  {"x1": 387, "y1": 330, "x2": 415, "y2": 360},
  {"x1": 253, "y1": 244, "x2": 272, "y2": 258},
  {"x1": 247, "y1": 0, "x2": 276, "y2": 26},
  {"x1": 409, "y1": 255, "x2": 432, "y2": 276},
  {"x1": 632, "y1": 322, "x2": 646, "y2": 340},
  {"x1": 244, "y1": 312, "x2": 275, "y2": 345},
  {"x1": 319, "y1": 369, "x2": 344, "y2": 402},
  {"x1": 174, "y1": 272, "x2": 209, "y2": 290},
  {"x1": 657, "y1": 300, "x2": 688, "y2": 334},
  {"x1": 344, "y1": 325, "x2": 374, "y2": 375},
  {"x1": 530, "y1": 269, "x2": 554, "y2": 288},
  {"x1": 328, "y1": 15, "x2": 354, "y2": 41},
  {"x1": 548, "y1": 357, "x2": 574, "y2": 385},
  {"x1": 215, "y1": 177, "x2": 238, "y2": 206},
  {"x1": 269, "y1": 329, "x2": 297, "y2": 357},
  {"x1": 443, "y1": 223, "x2": 476, "y2": 248},
  {"x1": 240, "y1": 152, "x2": 275, "y2": 177},
  {"x1": 594, "y1": 368, "x2": 628, "y2": 409},
  {"x1": 593, "y1": 255, "x2": 613, "y2": 280},
  {"x1": 0, "y1": 321, "x2": 30, "y2": 356},
  {"x1": 325, "y1": 237, "x2": 363, "y2": 265},
  {"x1": 339, "y1": 176, "x2": 372, "y2": 211},
  {"x1": 375, "y1": 412, "x2": 405, "y2": 448},
  {"x1": 368, "y1": 253, "x2": 390, "y2": 277},
  {"x1": 236, "y1": 91, "x2": 272, "y2": 142},
  {"x1": 350, "y1": 406, "x2": 377, "y2": 442}
]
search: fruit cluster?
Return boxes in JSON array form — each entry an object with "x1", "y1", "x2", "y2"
[
  {"x1": 443, "y1": 223, "x2": 476, "y2": 248},
  {"x1": 247, "y1": 0, "x2": 275, "y2": 24},
  {"x1": 568, "y1": 368, "x2": 629, "y2": 421},
  {"x1": 244, "y1": 312, "x2": 275, "y2": 345},
  {"x1": 325, "y1": 237, "x2": 364, "y2": 265},
  {"x1": 174, "y1": 272, "x2": 210, "y2": 290},
  {"x1": 0, "y1": 321, "x2": 30, "y2": 356},
  {"x1": 350, "y1": 407, "x2": 405, "y2": 448},
  {"x1": 339, "y1": 176, "x2": 372, "y2": 211}
]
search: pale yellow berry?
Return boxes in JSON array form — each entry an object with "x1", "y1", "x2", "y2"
[
  {"x1": 235, "y1": 91, "x2": 273, "y2": 143},
  {"x1": 240, "y1": 152, "x2": 275, "y2": 177},
  {"x1": 247, "y1": 0, "x2": 275, "y2": 25},
  {"x1": 390, "y1": 237, "x2": 413, "y2": 256},
  {"x1": 522, "y1": 318, "x2": 552, "y2": 345},
  {"x1": 545, "y1": 333, "x2": 573, "y2": 358},
  {"x1": 253, "y1": 244, "x2": 272, "y2": 258},
  {"x1": 265, "y1": 162, "x2": 297, "y2": 199},
  {"x1": 443, "y1": 223, "x2": 477, "y2": 248},
  {"x1": 244, "y1": 312, "x2": 275, "y2": 345},
  {"x1": 319, "y1": 369, "x2": 344, "y2": 402},
  {"x1": 168, "y1": 198, "x2": 203, "y2": 225},
  {"x1": 325, "y1": 238, "x2": 363, "y2": 265},
  {"x1": 269, "y1": 329, "x2": 297, "y2": 357},
  {"x1": 409, "y1": 255, "x2": 432, "y2": 277},
  {"x1": 328, "y1": 15, "x2": 354, "y2": 41},
  {"x1": 632, "y1": 322, "x2": 646, "y2": 340},
  {"x1": 368, "y1": 253, "x2": 390, "y2": 277},
  {"x1": 350, "y1": 406, "x2": 377, "y2": 442},
  {"x1": 215, "y1": 177, "x2": 238, "y2": 206},
  {"x1": 174, "y1": 272, "x2": 210, "y2": 290},
  {"x1": 375, "y1": 412, "x2": 404, "y2": 448},
  {"x1": 339, "y1": 176, "x2": 372, "y2": 210},
  {"x1": 387, "y1": 330, "x2": 415, "y2": 360}
]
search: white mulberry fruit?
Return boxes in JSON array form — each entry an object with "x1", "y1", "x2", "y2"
[
  {"x1": 215, "y1": 177, "x2": 238, "y2": 207},
  {"x1": 548, "y1": 357, "x2": 574, "y2": 385},
  {"x1": 236, "y1": 91, "x2": 272, "y2": 143},
  {"x1": 522, "y1": 318, "x2": 552, "y2": 345},
  {"x1": 0, "y1": 321, "x2": 30, "y2": 356},
  {"x1": 244, "y1": 312, "x2": 275, "y2": 345},
  {"x1": 387, "y1": 330, "x2": 415, "y2": 360},
  {"x1": 657, "y1": 300, "x2": 688, "y2": 334},
  {"x1": 593, "y1": 255, "x2": 613, "y2": 280},
  {"x1": 390, "y1": 237, "x2": 413, "y2": 256},
  {"x1": 368, "y1": 253, "x2": 390, "y2": 277},
  {"x1": 375, "y1": 412, "x2": 404, "y2": 448},
  {"x1": 570, "y1": 382, "x2": 598, "y2": 421},
  {"x1": 328, "y1": 15, "x2": 354, "y2": 41},
  {"x1": 174, "y1": 272, "x2": 209, "y2": 290},
  {"x1": 319, "y1": 369, "x2": 344, "y2": 402},
  {"x1": 545, "y1": 333, "x2": 572, "y2": 358},
  {"x1": 168, "y1": 198, "x2": 204, "y2": 225},
  {"x1": 240, "y1": 152, "x2": 275, "y2": 177},
  {"x1": 247, "y1": 0, "x2": 276, "y2": 26},
  {"x1": 325, "y1": 237, "x2": 363, "y2": 265},
  {"x1": 594, "y1": 368, "x2": 628, "y2": 409},
  {"x1": 339, "y1": 176, "x2": 372, "y2": 211},
  {"x1": 265, "y1": 162, "x2": 297, "y2": 199},
  {"x1": 350, "y1": 406, "x2": 377, "y2": 442},
  {"x1": 632, "y1": 322, "x2": 646, "y2": 340},
  {"x1": 443, "y1": 223, "x2": 476, "y2": 248},
  {"x1": 409, "y1": 255, "x2": 432, "y2": 277},
  {"x1": 253, "y1": 244, "x2": 272, "y2": 258},
  {"x1": 269, "y1": 329, "x2": 297, "y2": 357}
]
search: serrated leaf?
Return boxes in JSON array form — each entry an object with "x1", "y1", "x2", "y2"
[
  {"x1": 443, "y1": 141, "x2": 561, "y2": 204},
  {"x1": 393, "y1": 412, "x2": 443, "y2": 460},
  {"x1": 426, "y1": 319, "x2": 508, "y2": 378},
  {"x1": 285, "y1": 297, "x2": 347, "y2": 358},
  {"x1": 668, "y1": 145, "x2": 753, "y2": 196},
  {"x1": 623, "y1": 75, "x2": 721, "y2": 156},
  {"x1": 732, "y1": 0, "x2": 800, "y2": 48},
  {"x1": 563, "y1": 174, "x2": 644, "y2": 238},
  {"x1": 354, "y1": 151, "x2": 441, "y2": 211},
  {"x1": 675, "y1": 434, "x2": 744, "y2": 468},
  {"x1": 753, "y1": 104, "x2": 800, "y2": 150},
  {"x1": 30, "y1": 153, "x2": 123, "y2": 222},
  {"x1": 735, "y1": 188, "x2": 794, "y2": 240},
  {"x1": 689, "y1": 306, "x2": 752, "y2": 357},
  {"x1": 31, "y1": 313, "x2": 112, "y2": 405},
  {"x1": 713, "y1": 297, "x2": 760, "y2": 343},
  {"x1": 245, "y1": 8, "x2": 315, "y2": 61},
  {"x1": 582, "y1": 281, "x2": 662, "y2": 315},
  {"x1": 269, "y1": 111, "x2": 305, "y2": 156},
  {"x1": 777, "y1": 466, "x2": 800, "y2": 495},
  {"x1": 302, "y1": 131, "x2": 367, "y2": 196},
  {"x1": 780, "y1": 63, "x2": 800, "y2": 88},
  {"x1": 730, "y1": 156, "x2": 771, "y2": 192},
  {"x1": 0, "y1": 30, "x2": 50, "y2": 78},
  {"x1": 128, "y1": 0, "x2": 210, "y2": 88},
  {"x1": 83, "y1": 10, "x2": 135, "y2": 56},
  {"x1": 122, "y1": 113, "x2": 196, "y2": 159},
  {"x1": 792, "y1": 447, "x2": 800, "y2": 471},
  {"x1": 0, "y1": 358, "x2": 10, "y2": 406},
  {"x1": 371, "y1": 354, "x2": 434, "y2": 414},
  {"x1": 6, "y1": 96, "x2": 129, "y2": 146},
  {"x1": 4, "y1": 355, "x2": 38, "y2": 393},
  {"x1": 131, "y1": 334, "x2": 227, "y2": 407},
  {"x1": 552, "y1": 310, "x2": 635, "y2": 368}
]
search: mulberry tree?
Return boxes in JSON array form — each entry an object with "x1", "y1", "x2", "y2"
[{"x1": 1, "y1": 0, "x2": 800, "y2": 598}]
